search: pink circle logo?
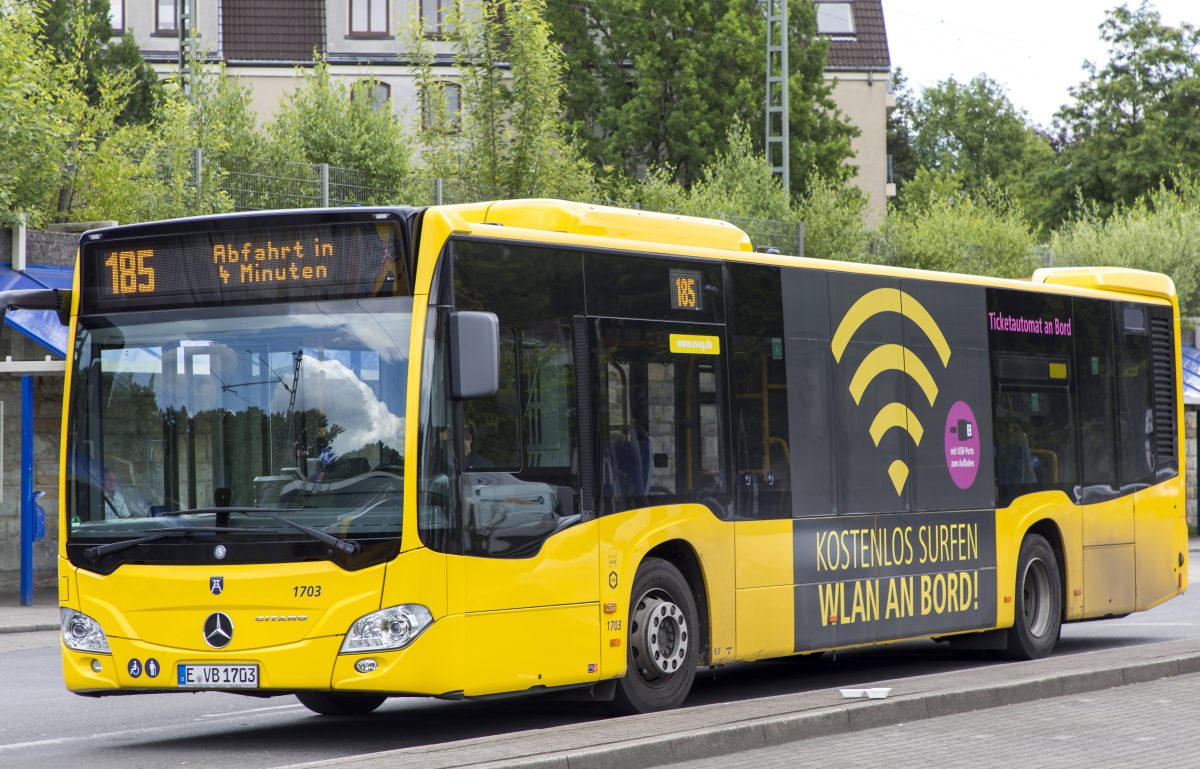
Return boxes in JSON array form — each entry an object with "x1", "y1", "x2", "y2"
[{"x1": 944, "y1": 401, "x2": 980, "y2": 489}]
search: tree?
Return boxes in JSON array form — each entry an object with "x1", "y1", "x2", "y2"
[
  {"x1": 265, "y1": 58, "x2": 414, "y2": 205},
  {"x1": 877, "y1": 180, "x2": 1040, "y2": 278},
  {"x1": 885, "y1": 69, "x2": 918, "y2": 198},
  {"x1": 1047, "y1": 3, "x2": 1200, "y2": 225},
  {"x1": 1050, "y1": 173, "x2": 1200, "y2": 316},
  {"x1": 69, "y1": 61, "x2": 260, "y2": 224},
  {"x1": 0, "y1": 3, "x2": 69, "y2": 223},
  {"x1": 902, "y1": 75, "x2": 1053, "y2": 223},
  {"x1": 410, "y1": 0, "x2": 596, "y2": 201},
  {"x1": 41, "y1": 0, "x2": 161, "y2": 125},
  {"x1": 547, "y1": 0, "x2": 855, "y2": 194},
  {"x1": 793, "y1": 174, "x2": 868, "y2": 262},
  {"x1": 783, "y1": 4, "x2": 858, "y2": 192}
]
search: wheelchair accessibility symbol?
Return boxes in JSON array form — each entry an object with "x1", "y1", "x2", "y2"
[{"x1": 128, "y1": 658, "x2": 142, "y2": 678}]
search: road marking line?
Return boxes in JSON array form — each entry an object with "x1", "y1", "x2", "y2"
[
  {"x1": 0, "y1": 707, "x2": 301, "y2": 751},
  {"x1": 200, "y1": 703, "x2": 304, "y2": 718},
  {"x1": 1104, "y1": 622, "x2": 1195, "y2": 627}
]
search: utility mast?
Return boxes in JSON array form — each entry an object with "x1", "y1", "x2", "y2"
[
  {"x1": 765, "y1": 0, "x2": 790, "y2": 195},
  {"x1": 178, "y1": 0, "x2": 195, "y2": 97}
]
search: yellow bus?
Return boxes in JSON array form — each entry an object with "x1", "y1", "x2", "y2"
[{"x1": 6, "y1": 199, "x2": 1187, "y2": 716}]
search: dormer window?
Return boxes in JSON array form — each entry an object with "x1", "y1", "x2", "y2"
[{"x1": 815, "y1": 2, "x2": 855, "y2": 36}]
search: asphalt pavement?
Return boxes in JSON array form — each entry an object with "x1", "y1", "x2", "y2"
[{"x1": 5, "y1": 538, "x2": 1198, "y2": 769}]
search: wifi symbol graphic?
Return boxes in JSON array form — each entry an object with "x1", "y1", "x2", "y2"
[{"x1": 831, "y1": 288, "x2": 951, "y2": 496}]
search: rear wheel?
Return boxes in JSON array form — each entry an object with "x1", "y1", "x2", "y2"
[
  {"x1": 295, "y1": 692, "x2": 387, "y2": 716},
  {"x1": 608, "y1": 558, "x2": 699, "y2": 715},
  {"x1": 1003, "y1": 534, "x2": 1062, "y2": 660}
]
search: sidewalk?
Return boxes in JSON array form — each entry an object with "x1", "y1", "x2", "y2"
[
  {"x1": 279, "y1": 639, "x2": 1200, "y2": 769},
  {"x1": 0, "y1": 589, "x2": 59, "y2": 634},
  {"x1": 667, "y1": 671, "x2": 1200, "y2": 769}
]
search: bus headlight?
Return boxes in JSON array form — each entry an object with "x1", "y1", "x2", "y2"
[
  {"x1": 61, "y1": 608, "x2": 111, "y2": 654},
  {"x1": 340, "y1": 605, "x2": 433, "y2": 653}
]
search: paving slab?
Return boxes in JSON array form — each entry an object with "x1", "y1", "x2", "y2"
[
  {"x1": 275, "y1": 638, "x2": 1200, "y2": 769},
  {"x1": 0, "y1": 590, "x2": 59, "y2": 634}
]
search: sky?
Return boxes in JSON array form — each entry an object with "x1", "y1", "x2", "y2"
[{"x1": 882, "y1": 0, "x2": 1197, "y2": 128}]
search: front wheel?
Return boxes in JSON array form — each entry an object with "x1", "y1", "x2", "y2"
[
  {"x1": 608, "y1": 558, "x2": 699, "y2": 715},
  {"x1": 295, "y1": 692, "x2": 387, "y2": 716},
  {"x1": 1002, "y1": 533, "x2": 1062, "y2": 660}
]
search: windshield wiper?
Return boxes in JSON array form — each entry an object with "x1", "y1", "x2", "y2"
[
  {"x1": 83, "y1": 526, "x2": 268, "y2": 560},
  {"x1": 163, "y1": 507, "x2": 362, "y2": 555}
]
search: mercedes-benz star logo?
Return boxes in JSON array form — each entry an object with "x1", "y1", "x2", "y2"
[{"x1": 204, "y1": 612, "x2": 233, "y2": 649}]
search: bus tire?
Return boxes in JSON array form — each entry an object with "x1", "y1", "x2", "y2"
[
  {"x1": 295, "y1": 692, "x2": 387, "y2": 716},
  {"x1": 1002, "y1": 533, "x2": 1062, "y2": 661},
  {"x1": 608, "y1": 557, "x2": 699, "y2": 715}
]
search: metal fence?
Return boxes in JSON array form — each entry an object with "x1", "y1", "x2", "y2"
[{"x1": 205, "y1": 150, "x2": 807, "y2": 255}]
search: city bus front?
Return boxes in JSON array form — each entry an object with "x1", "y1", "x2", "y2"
[{"x1": 56, "y1": 208, "x2": 466, "y2": 709}]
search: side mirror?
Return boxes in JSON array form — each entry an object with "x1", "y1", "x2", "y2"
[
  {"x1": 449, "y1": 311, "x2": 499, "y2": 400},
  {"x1": 0, "y1": 288, "x2": 72, "y2": 329}
]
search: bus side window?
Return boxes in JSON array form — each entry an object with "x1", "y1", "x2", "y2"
[
  {"x1": 988, "y1": 289, "x2": 1077, "y2": 507},
  {"x1": 595, "y1": 319, "x2": 729, "y2": 517},
  {"x1": 452, "y1": 242, "x2": 584, "y2": 558},
  {"x1": 1117, "y1": 305, "x2": 1156, "y2": 492},
  {"x1": 726, "y1": 263, "x2": 791, "y2": 520},
  {"x1": 1073, "y1": 298, "x2": 1119, "y2": 503}
]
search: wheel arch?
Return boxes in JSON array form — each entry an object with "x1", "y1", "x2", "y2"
[
  {"x1": 1023, "y1": 519, "x2": 1067, "y2": 621},
  {"x1": 643, "y1": 539, "x2": 712, "y2": 666}
]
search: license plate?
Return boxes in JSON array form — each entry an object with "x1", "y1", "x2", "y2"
[{"x1": 177, "y1": 664, "x2": 259, "y2": 689}]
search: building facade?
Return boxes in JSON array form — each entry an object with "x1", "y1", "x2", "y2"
[
  {"x1": 113, "y1": 1, "x2": 893, "y2": 221},
  {"x1": 817, "y1": 0, "x2": 895, "y2": 224}
]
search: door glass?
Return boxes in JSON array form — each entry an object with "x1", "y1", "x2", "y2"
[{"x1": 595, "y1": 319, "x2": 729, "y2": 516}]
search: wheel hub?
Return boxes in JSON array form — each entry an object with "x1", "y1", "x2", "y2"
[{"x1": 632, "y1": 594, "x2": 689, "y2": 679}]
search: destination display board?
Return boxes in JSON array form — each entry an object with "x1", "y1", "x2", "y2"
[{"x1": 81, "y1": 218, "x2": 406, "y2": 313}]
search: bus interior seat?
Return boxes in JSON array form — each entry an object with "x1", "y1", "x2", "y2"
[{"x1": 603, "y1": 428, "x2": 651, "y2": 498}]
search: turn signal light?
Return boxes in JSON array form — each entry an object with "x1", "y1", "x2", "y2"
[{"x1": 604, "y1": 602, "x2": 618, "y2": 614}]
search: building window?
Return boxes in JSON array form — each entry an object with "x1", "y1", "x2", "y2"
[
  {"x1": 422, "y1": 81, "x2": 461, "y2": 131},
  {"x1": 422, "y1": 0, "x2": 456, "y2": 37},
  {"x1": 156, "y1": 0, "x2": 178, "y2": 33},
  {"x1": 815, "y1": 2, "x2": 854, "y2": 35},
  {"x1": 110, "y1": 0, "x2": 125, "y2": 34},
  {"x1": 355, "y1": 80, "x2": 391, "y2": 111},
  {"x1": 349, "y1": 0, "x2": 388, "y2": 35}
]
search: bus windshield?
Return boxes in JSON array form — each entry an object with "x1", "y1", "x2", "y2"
[{"x1": 65, "y1": 297, "x2": 412, "y2": 549}]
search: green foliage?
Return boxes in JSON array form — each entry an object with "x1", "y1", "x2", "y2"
[
  {"x1": 899, "y1": 75, "x2": 1053, "y2": 225},
  {"x1": 410, "y1": 0, "x2": 596, "y2": 201},
  {"x1": 1050, "y1": 174, "x2": 1200, "y2": 315},
  {"x1": 1047, "y1": 4, "x2": 1200, "y2": 226},
  {"x1": 548, "y1": 0, "x2": 854, "y2": 194},
  {"x1": 877, "y1": 183, "x2": 1040, "y2": 278},
  {"x1": 67, "y1": 53, "x2": 260, "y2": 224},
  {"x1": 606, "y1": 123, "x2": 860, "y2": 260},
  {"x1": 684, "y1": 123, "x2": 793, "y2": 222},
  {"x1": 885, "y1": 69, "x2": 918, "y2": 199},
  {"x1": 41, "y1": 0, "x2": 160, "y2": 125},
  {"x1": 784, "y1": 5, "x2": 858, "y2": 191},
  {"x1": 793, "y1": 174, "x2": 868, "y2": 262},
  {"x1": 266, "y1": 58, "x2": 413, "y2": 204},
  {"x1": 548, "y1": 0, "x2": 760, "y2": 186},
  {"x1": 69, "y1": 80, "x2": 238, "y2": 224},
  {"x1": 0, "y1": 2, "x2": 75, "y2": 224}
]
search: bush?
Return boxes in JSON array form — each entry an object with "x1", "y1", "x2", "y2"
[{"x1": 1050, "y1": 174, "x2": 1200, "y2": 315}]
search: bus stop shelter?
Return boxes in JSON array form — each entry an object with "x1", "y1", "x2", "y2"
[{"x1": 0, "y1": 263, "x2": 71, "y2": 605}]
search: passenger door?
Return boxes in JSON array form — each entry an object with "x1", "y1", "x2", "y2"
[{"x1": 591, "y1": 318, "x2": 731, "y2": 517}]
